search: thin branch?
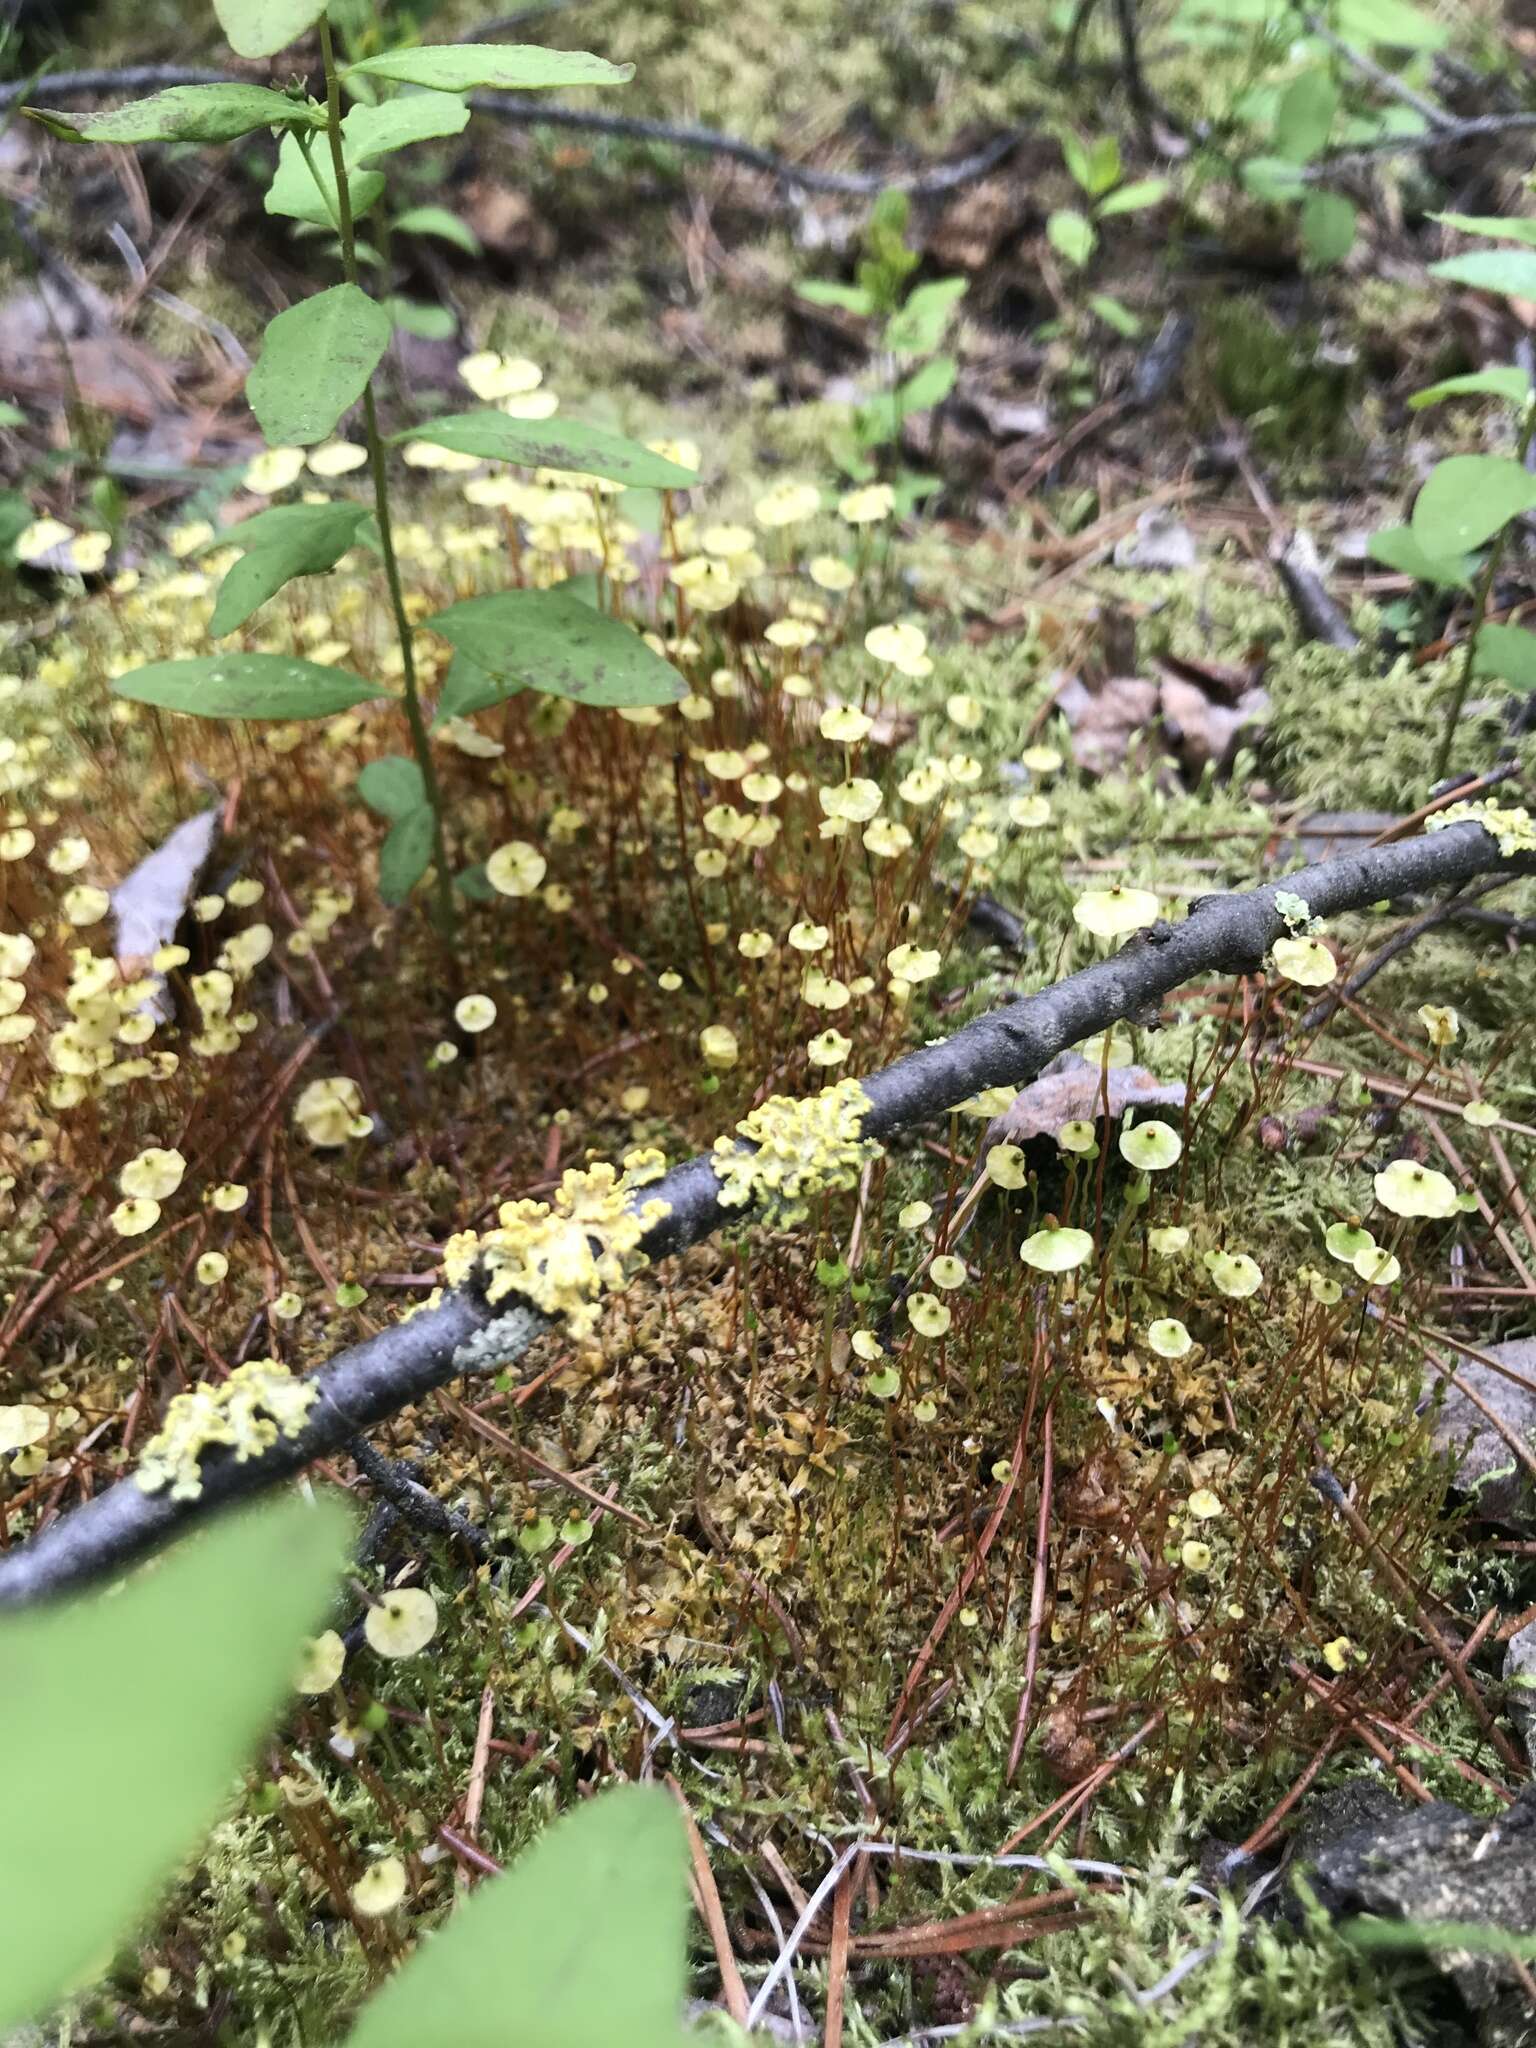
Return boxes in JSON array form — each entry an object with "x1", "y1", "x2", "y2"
[
  {"x1": 1299, "y1": 11, "x2": 1452, "y2": 130},
  {"x1": 2, "y1": 65, "x2": 1021, "y2": 197},
  {"x1": 0, "y1": 817, "x2": 1530, "y2": 1610},
  {"x1": 1301, "y1": 111, "x2": 1536, "y2": 179}
]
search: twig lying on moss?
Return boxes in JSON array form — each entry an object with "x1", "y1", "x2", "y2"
[
  {"x1": 1300, "y1": 110, "x2": 1536, "y2": 178},
  {"x1": 0, "y1": 815, "x2": 1531, "y2": 1611},
  {"x1": 0, "y1": 65, "x2": 1020, "y2": 197}
]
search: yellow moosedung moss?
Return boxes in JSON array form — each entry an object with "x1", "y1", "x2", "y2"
[
  {"x1": 135, "y1": 1360, "x2": 320, "y2": 1501},
  {"x1": 441, "y1": 1158, "x2": 672, "y2": 1338},
  {"x1": 711, "y1": 1079, "x2": 881, "y2": 1230}
]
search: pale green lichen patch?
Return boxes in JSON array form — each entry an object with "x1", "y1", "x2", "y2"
[
  {"x1": 1427, "y1": 797, "x2": 1536, "y2": 860},
  {"x1": 440, "y1": 1160, "x2": 671, "y2": 1338},
  {"x1": 135, "y1": 1360, "x2": 320, "y2": 1501},
  {"x1": 711, "y1": 1078, "x2": 882, "y2": 1229}
]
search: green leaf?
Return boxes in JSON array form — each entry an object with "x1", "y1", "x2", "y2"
[
  {"x1": 247, "y1": 284, "x2": 392, "y2": 448},
  {"x1": 434, "y1": 646, "x2": 518, "y2": 724},
  {"x1": 1088, "y1": 291, "x2": 1142, "y2": 336},
  {"x1": 212, "y1": 0, "x2": 326, "y2": 58},
  {"x1": 25, "y1": 84, "x2": 321, "y2": 145},
  {"x1": 114, "y1": 653, "x2": 387, "y2": 720},
  {"x1": 1408, "y1": 366, "x2": 1532, "y2": 410},
  {"x1": 378, "y1": 806, "x2": 436, "y2": 902},
  {"x1": 883, "y1": 277, "x2": 967, "y2": 356},
  {"x1": 1240, "y1": 154, "x2": 1307, "y2": 201},
  {"x1": 1411, "y1": 454, "x2": 1536, "y2": 557},
  {"x1": 1046, "y1": 209, "x2": 1097, "y2": 268},
  {"x1": 209, "y1": 503, "x2": 373, "y2": 637},
  {"x1": 1096, "y1": 177, "x2": 1169, "y2": 217},
  {"x1": 1274, "y1": 67, "x2": 1338, "y2": 163},
  {"x1": 0, "y1": 1495, "x2": 349, "y2": 2035},
  {"x1": 342, "y1": 92, "x2": 470, "y2": 164},
  {"x1": 1334, "y1": 0, "x2": 1448, "y2": 47},
  {"x1": 797, "y1": 280, "x2": 877, "y2": 315},
  {"x1": 424, "y1": 586, "x2": 685, "y2": 708},
  {"x1": 357, "y1": 754, "x2": 428, "y2": 820},
  {"x1": 393, "y1": 204, "x2": 482, "y2": 255},
  {"x1": 265, "y1": 131, "x2": 385, "y2": 230},
  {"x1": 397, "y1": 410, "x2": 696, "y2": 488},
  {"x1": 1431, "y1": 249, "x2": 1536, "y2": 300},
  {"x1": 1082, "y1": 133, "x2": 1122, "y2": 198},
  {"x1": 895, "y1": 354, "x2": 958, "y2": 412},
  {"x1": 385, "y1": 297, "x2": 460, "y2": 339},
  {"x1": 1430, "y1": 211, "x2": 1536, "y2": 250},
  {"x1": 0, "y1": 400, "x2": 25, "y2": 427},
  {"x1": 1301, "y1": 190, "x2": 1356, "y2": 268},
  {"x1": 1474, "y1": 622, "x2": 1536, "y2": 690},
  {"x1": 346, "y1": 44, "x2": 633, "y2": 91},
  {"x1": 346, "y1": 1785, "x2": 688, "y2": 2048},
  {"x1": 1058, "y1": 130, "x2": 1100, "y2": 196},
  {"x1": 1366, "y1": 523, "x2": 1472, "y2": 588}
]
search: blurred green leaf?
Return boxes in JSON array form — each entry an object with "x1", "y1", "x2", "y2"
[
  {"x1": 345, "y1": 1785, "x2": 689, "y2": 2048},
  {"x1": 0, "y1": 1495, "x2": 350, "y2": 2034},
  {"x1": 26, "y1": 85, "x2": 321, "y2": 145},
  {"x1": 114, "y1": 653, "x2": 386, "y2": 719}
]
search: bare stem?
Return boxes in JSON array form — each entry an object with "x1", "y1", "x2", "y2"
[{"x1": 317, "y1": 14, "x2": 456, "y2": 940}]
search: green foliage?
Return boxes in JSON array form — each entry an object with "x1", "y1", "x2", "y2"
[
  {"x1": 357, "y1": 755, "x2": 428, "y2": 820},
  {"x1": 213, "y1": 0, "x2": 327, "y2": 60},
  {"x1": 1411, "y1": 453, "x2": 1536, "y2": 557},
  {"x1": 344, "y1": 45, "x2": 634, "y2": 92},
  {"x1": 0, "y1": 1496, "x2": 351, "y2": 2034},
  {"x1": 398, "y1": 411, "x2": 697, "y2": 488},
  {"x1": 797, "y1": 189, "x2": 967, "y2": 488},
  {"x1": 246, "y1": 284, "x2": 393, "y2": 448},
  {"x1": 1048, "y1": 132, "x2": 1169, "y2": 311},
  {"x1": 347, "y1": 1787, "x2": 689, "y2": 2048},
  {"x1": 25, "y1": 83, "x2": 322, "y2": 145},
  {"x1": 265, "y1": 129, "x2": 379, "y2": 229},
  {"x1": 392, "y1": 204, "x2": 481, "y2": 255},
  {"x1": 342, "y1": 94, "x2": 471, "y2": 164},
  {"x1": 209, "y1": 501, "x2": 374, "y2": 636},
  {"x1": 114, "y1": 653, "x2": 387, "y2": 719},
  {"x1": 1408, "y1": 365, "x2": 1532, "y2": 410},
  {"x1": 425, "y1": 587, "x2": 687, "y2": 708},
  {"x1": 1432, "y1": 248, "x2": 1536, "y2": 297}
]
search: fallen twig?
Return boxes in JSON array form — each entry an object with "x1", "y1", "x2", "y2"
[
  {"x1": 2, "y1": 65, "x2": 1021, "y2": 198},
  {"x1": 0, "y1": 816, "x2": 1531, "y2": 1609}
]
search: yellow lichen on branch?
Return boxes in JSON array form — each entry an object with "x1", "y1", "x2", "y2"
[
  {"x1": 135, "y1": 1360, "x2": 321, "y2": 1501},
  {"x1": 441, "y1": 1154, "x2": 672, "y2": 1338},
  {"x1": 711, "y1": 1079, "x2": 882, "y2": 1229}
]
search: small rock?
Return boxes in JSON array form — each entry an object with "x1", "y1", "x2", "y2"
[
  {"x1": 1112, "y1": 507, "x2": 1197, "y2": 571},
  {"x1": 1506, "y1": 1619, "x2": 1536, "y2": 1767},
  {"x1": 1300, "y1": 1783, "x2": 1536, "y2": 2028},
  {"x1": 1426, "y1": 1339, "x2": 1536, "y2": 1531}
]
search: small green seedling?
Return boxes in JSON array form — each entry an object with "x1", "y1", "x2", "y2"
[
  {"x1": 24, "y1": 2, "x2": 696, "y2": 938},
  {"x1": 1047, "y1": 129, "x2": 1168, "y2": 333},
  {"x1": 1367, "y1": 209, "x2": 1536, "y2": 773},
  {"x1": 798, "y1": 188, "x2": 968, "y2": 503}
]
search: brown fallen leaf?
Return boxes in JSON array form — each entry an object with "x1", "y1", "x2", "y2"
[
  {"x1": 1054, "y1": 672, "x2": 1159, "y2": 777},
  {"x1": 984, "y1": 1051, "x2": 1187, "y2": 1151}
]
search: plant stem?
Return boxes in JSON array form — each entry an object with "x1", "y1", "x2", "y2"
[
  {"x1": 1434, "y1": 402, "x2": 1536, "y2": 782},
  {"x1": 317, "y1": 14, "x2": 456, "y2": 939}
]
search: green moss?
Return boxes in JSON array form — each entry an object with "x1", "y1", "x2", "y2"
[{"x1": 1197, "y1": 299, "x2": 1358, "y2": 464}]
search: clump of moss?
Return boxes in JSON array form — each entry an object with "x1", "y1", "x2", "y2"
[
  {"x1": 1262, "y1": 642, "x2": 1514, "y2": 811},
  {"x1": 1197, "y1": 299, "x2": 1358, "y2": 464}
]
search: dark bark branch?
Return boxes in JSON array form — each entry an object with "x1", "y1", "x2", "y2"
[
  {"x1": 0, "y1": 817, "x2": 1527, "y2": 1610},
  {"x1": 1, "y1": 66, "x2": 1021, "y2": 197}
]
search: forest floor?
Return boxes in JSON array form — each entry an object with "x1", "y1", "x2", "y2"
[{"x1": 5, "y1": 0, "x2": 1536, "y2": 2042}]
